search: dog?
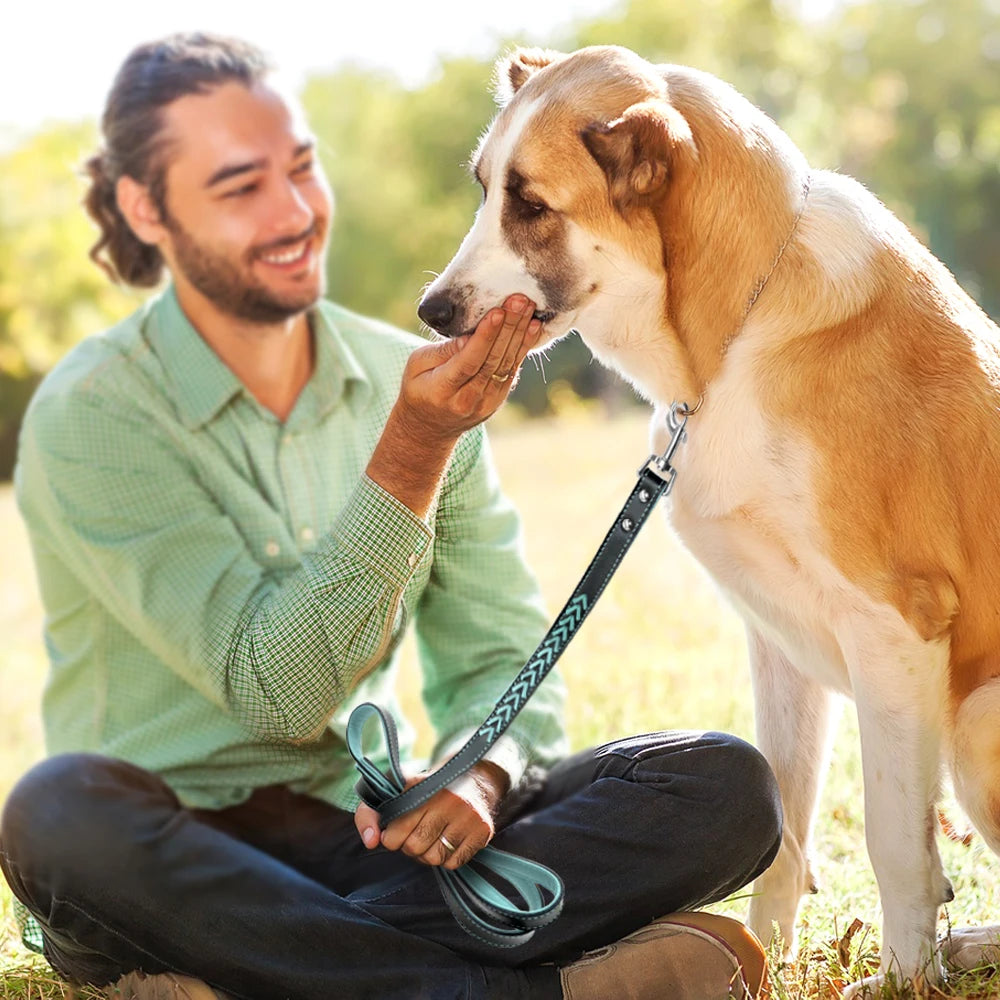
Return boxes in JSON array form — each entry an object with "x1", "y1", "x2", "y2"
[{"x1": 417, "y1": 44, "x2": 1000, "y2": 994}]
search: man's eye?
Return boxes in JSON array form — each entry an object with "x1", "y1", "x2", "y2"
[
  {"x1": 293, "y1": 160, "x2": 314, "y2": 176},
  {"x1": 223, "y1": 183, "x2": 258, "y2": 198}
]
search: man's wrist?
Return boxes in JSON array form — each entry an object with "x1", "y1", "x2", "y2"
[
  {"x1": 366, "y1": 401, "x2": 459, "y2": 519},
  {"x1": 471, "y1": 760, "x2": 511, "y2": 810}
]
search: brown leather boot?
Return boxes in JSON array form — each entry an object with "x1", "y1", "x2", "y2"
[
  {"x1": 560, "y1": 911, "x2": 769, "y2": 1000},
  {"x1": 105, "y1": 971, "x2": 229, "y2": 1000}
]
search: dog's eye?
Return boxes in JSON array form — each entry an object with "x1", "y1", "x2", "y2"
[{"x1": 508, "y1": 188, "x2": 548, "y2": 218}]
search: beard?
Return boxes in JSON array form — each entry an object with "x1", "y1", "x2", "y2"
[{"x1": 165, "y1": 216, "x2": 326, "y2": 325}]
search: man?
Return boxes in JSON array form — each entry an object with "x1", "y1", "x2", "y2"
[{"x1": 0, "y1": 33, "x2": 782, "y2": 1000}]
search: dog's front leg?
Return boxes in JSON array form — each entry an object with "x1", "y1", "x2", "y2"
[
  {"x1": 745, "y1": 626, "x2": 839, "y2": 957},
  {"x1": 840, "y1": 623, "x2": 951, "y2": 996}
]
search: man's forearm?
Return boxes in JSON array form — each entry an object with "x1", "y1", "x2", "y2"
[{"x1": 366, "y1": 402, "x2": 458, "y2": 520}]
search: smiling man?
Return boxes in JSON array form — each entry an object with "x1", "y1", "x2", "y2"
[{"x1": 0, "y1": 33, "x2": 782, "y2": 1000}]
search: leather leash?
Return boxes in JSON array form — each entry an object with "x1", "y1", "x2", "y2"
[{"x1": 347, "y1": 402, "x2": 691, "y2": 947}]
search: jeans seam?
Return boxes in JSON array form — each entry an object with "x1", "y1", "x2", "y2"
[
  {"x1": 40, "y1": 892, "x2": 173, "y2": 968},
  {"x1": 1, "y1": 852, "x2": 238, "y2": 996},
  {"x1": 352, "y1": 876, "x2": 419, "y2": 904}
]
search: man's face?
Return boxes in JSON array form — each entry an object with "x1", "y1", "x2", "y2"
[{"x1": 156, "y1": 80, "x2": 332, "y2": 324}]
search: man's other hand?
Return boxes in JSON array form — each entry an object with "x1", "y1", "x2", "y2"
[{"x1": 354, "y1": 761, "x2": 509, "y2": 869}]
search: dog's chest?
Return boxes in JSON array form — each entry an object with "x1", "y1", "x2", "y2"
[{"x1": 652, "y1": 382, "x2": 855, "y2": 692}]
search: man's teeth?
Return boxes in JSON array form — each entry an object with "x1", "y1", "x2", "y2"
[{"x1": 262, "y1": 243, "x2": 307, "y2": 264}]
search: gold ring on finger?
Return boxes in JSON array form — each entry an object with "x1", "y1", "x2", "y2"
[
  {"x1": 440, "y1": 834, "x2": 458, "y2": 854},
  {"x1": 490, "y1": 371, "x2": 512, "y2": 383}
]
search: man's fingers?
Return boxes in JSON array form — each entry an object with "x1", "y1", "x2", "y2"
[
  {"x1": 410, "y1": 820, "x2": 490, "y2": 869},
  {"x1": 354, "y1": 801, "x2": 382, "y2": 849},
  {"x1": 384, "y1": 786, "x2": 495, "y2": 868},
  {"x1": 408, "y1": 295, "x2": 542, "y2": 393},
  {"x1": 495, "y1": 315, "x2": 542, "y2": 386},
  {"x1": 397, "y1": 812, "x2": 450, "y2": 860},
  {"x1": 441, "y1": 295, "x2": 534, "y2": 389},
  {"x1": 480, "y1": 296, "x2": 531, "y2": 379},
  {"x1": 439, "y1": 827, "x2": 491, "y2": 870},
  {"x1": 405, "y1": 334, "x2": 470, "y2": 379}
]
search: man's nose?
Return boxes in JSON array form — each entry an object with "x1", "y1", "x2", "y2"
[
  {"x1": 417, "y1": 292, "x2": 457, "y2": 335},
  {"x1": 270, "y1": 177, "x2": 314, "y2": 232}
]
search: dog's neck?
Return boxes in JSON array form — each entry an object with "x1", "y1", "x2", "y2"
[
  {"x1": 655, "y1": 160, "x2": 812, "y2": 406},
  {"x1": 717, "y1": 175, "x2": 812, "y2": 360}
]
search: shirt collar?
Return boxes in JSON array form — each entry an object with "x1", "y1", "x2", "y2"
[
  {"x1": 147, "y1": 287, "x2": 370, "y2": 430},
  {"x1": 147, "y1": 287, "x2": 244, "y2": 430},
  {"x1": 295, "y1": 301, "x2": 371, "y2": 429}
]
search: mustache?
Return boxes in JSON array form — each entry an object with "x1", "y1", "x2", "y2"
[{"x1": 252, "y1": 223, "x2": 318, "y2": 258}]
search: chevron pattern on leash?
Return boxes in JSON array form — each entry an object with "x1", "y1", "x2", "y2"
[{"x1": 477, "y1": 594, "x2": 590, "y2": 742}]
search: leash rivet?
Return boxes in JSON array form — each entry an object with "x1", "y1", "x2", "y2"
[
  {"x1": 638, "y1": 489, "x2": 650, "y2": 502},
  {"x1": 621, "y1": 518, "x2": 634, "y2": 532}
]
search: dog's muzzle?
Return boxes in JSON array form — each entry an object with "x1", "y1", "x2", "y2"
[{"x1": 418, "y1": 292, "x2": 460, "y2": 337}]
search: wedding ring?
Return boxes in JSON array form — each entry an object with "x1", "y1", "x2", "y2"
[
  {"x1": 490, "y1": 371, "x2": 512, "y2": 383},
  {"x1": 440, "y1": 834, "x2": 458, "y2": 854}
]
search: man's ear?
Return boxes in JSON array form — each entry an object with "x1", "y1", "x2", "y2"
[
  {"x1": 115, "y1": 175, "x2": 167, "y2": 246},
  {"x1": 580, "y1": 100, "x2": 694, "y2": 212},
  {"x1": 494, "y1": 48, "x2": 567, "y2": 106}
]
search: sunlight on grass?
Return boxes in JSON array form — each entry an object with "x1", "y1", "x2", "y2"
[{"x1": 1, "y1": 410, "x2": 998, "y2": 998}]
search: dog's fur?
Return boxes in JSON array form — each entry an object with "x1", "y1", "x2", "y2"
[{"x1": 418, "y1": 45, "x2": 1000, "y2": 991}]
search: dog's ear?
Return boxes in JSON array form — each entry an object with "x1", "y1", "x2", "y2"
[
  {"x1": 581, "y1": 101, "x2": 693, "y2": 212},
  {"x1": 495, "y1": 48, "x2": 567, "y2": 106}
]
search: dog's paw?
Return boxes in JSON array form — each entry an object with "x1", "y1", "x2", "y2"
[
  {"x1": 842, "y1": 969, "x2": 941, "y2": 998},
  {"x1": 841, "y1": 973, "x2": 883, "y2": 999},
  {"x1": 940, "y1": 925, "x2": 1000, "y2": 970}
]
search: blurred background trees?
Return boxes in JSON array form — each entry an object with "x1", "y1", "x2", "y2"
[{"x1": 1, "y1": 0, "x2": 998, "y2": 478}]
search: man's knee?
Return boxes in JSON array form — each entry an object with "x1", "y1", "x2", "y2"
[
  {"x1": 612, "y1": 730, "x2": 783, "y2": 870},
  {"x1": 701, "y1": 733, "x2": 783, "y2": 873},
  {"x1": 1, "y1": 753, "x2": 174, "y2": 875}
]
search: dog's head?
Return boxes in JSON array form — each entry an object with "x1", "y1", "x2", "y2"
[{"x1": 417, "y1": 46, "x2": 699, "y2": 353}]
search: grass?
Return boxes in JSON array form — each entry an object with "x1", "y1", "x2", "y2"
[{"x1": 1, "y1": 407, "x2": 998, "y2": 998}]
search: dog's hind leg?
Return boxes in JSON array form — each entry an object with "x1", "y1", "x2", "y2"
[
  {"x1": 941, "y1": 676, "x2": 1000, "y2": 971},
  {"x1": 745, "y1": 627, "x2": 839, "y2": 957},
  {"x1": 839, "y1": 621, "x2": 952, "y2": 995}
]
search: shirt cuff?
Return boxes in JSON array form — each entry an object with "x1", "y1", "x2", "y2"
[{"x1": 332, "y1": 475, "x2": 433, "y2": 587}]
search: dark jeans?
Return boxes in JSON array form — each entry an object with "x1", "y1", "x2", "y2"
[{"x1": 0, "y1": 731, "x2": 781, "y2": 1000}]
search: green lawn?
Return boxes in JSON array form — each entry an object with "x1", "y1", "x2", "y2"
[{"x1": 1, "y1": 408, "x2": 998, "y2": 998}]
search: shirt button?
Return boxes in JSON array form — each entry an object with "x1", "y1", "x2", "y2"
[
  {"x1": 265, "y1": 541, "x2": 280, "y2": 557},
  {"x1": 300, "y1": 527, "x2": 315, "y2": 543},
  {"x1": 406, "y1": 553, "x2": 418, "y2": 569}
]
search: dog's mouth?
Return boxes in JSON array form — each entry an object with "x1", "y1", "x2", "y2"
[{"x1": 446, "y1": 308, "x2": 558, "y2": 340}]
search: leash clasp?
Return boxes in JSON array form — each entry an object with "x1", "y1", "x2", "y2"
[{"x1": 640, "y1": 401, "x2": 690, "y2": 491}]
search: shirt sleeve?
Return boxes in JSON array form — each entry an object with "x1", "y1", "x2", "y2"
[
  {"x1": 415, "y1": 426, "x2": 569, "y2": 786},
  {"x1": 16, "y1": 389, "x2": 434, "y2": 745}
]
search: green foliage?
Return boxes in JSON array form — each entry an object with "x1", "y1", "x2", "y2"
[
  {"x1": 2, "y1": 0, "x2": 1000, "y2": 480},
  {"x1": 0, "y1": 124, "x2": 143, "y2": 478},
  {"x1": 302, "y1": 58, "x2": 494, "y2": 332},
  {"x1": 812, "y1": 0, "x2": 1000, "y2": 314}
]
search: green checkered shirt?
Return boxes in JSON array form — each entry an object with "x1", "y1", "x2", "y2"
[{"x1": 15, "y1": 286, "x2": 568, "y2": 814}]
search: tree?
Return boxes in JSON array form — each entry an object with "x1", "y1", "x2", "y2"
[
  {"x1": 0, "y1": 124, "x2": 142, "y2": 477},
  {"x1": 2, "y1": 0, "x2": 998, "y2": 480}
]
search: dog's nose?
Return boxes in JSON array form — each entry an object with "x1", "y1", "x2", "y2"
[{"x1": 417, "y1": 293, "x2": 456, "y2": 335}]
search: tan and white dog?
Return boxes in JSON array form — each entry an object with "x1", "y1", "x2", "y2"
[{"x1": 417, "y1": 45, "x2": 1000, "y2": 994}]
